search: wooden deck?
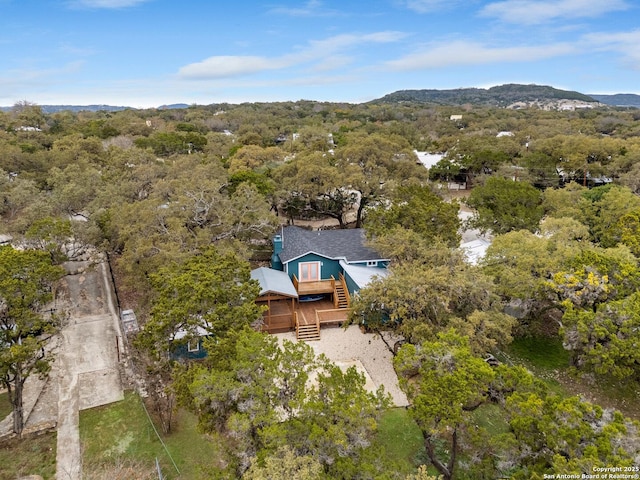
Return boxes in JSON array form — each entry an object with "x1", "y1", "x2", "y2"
[
  {"x1": 297, "y1": 298, "x2": 350, "y2": 326},
  {"x1": 296, "y1": 279, "x2": 336, "y2": 295},
  {"x1": 261, "y1": 275, "x2": 351, "y2": 339}
]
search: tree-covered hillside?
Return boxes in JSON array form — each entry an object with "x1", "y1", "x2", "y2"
[{"x1": 374, "y1": 83, "x2": 597, "y2": 106}]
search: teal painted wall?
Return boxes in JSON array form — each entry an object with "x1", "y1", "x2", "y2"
[
  {"x1": 171, "y1": 337, "x2": 208, "y2": 361},
  {"x1": 285, "y1": 253, "x2": 341, "y2": 281},
  {"x1": 343, "y1": 271, "x2": 359, "y2": 296}
]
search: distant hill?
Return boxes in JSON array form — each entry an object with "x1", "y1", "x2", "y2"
[
  {"x1": 41, "y1": 105, "x2": 132, "y2": 113},
  {"x1": 588, "y1": 94, "x2": 640, "y2": 108},
  {"x1": 373, "y1": 84, "x2": 598, "y2": 106},
  {"x1": 158, "y1": 103, "x2": 190, "y2": 110},
  {"x1": 0, "y1": 103, "x2": 191, "y2": 113},
  {"x1": 0, "y1": 104, "x2": 131, "y2": 113},
  {"x1": 2, "y1": 87, "x2": 638, "y2": 112}
]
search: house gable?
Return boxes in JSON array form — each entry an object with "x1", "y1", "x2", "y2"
[{"x1": 284, "y1": 252, "x2": 343, "y2": 281}]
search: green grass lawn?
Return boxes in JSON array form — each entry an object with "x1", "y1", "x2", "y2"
[
  {"x1": 80, "y1": 391, "x2": 225, "y2": 480},
  {"x1": 0, "y1": 390, "x2": 57, "y2": 480},
  {"x1": 501, "y1": 335, "x2": 570, "y2": 394},
  {"x1": 505, "y1": 336, "x2": 570, "y2": 373},
  {"x1": 0, "y1": 431, "x2": 57, "y2": 480},
  {"x1": 504, "y1": 335, "x2": 640, "y2": 419},
  {"x1": 376, "y1": 408, "x2": 427, "y2": 474}
]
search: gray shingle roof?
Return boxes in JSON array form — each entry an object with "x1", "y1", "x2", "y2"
[{"x1": 278, "y1": 226, "x2": 385, "y2": 264}]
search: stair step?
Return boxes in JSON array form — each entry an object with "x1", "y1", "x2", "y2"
[{"x1": 297, "y1": 323, "x2": 321, "y2": 341}]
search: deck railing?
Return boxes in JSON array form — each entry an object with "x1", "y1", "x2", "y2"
[
  {"x1": 315, "y1": 308, "x2": 351, "y2": 324},
  {"x1": 262, "y1": 312, "x2": 295, "y2": 332}
]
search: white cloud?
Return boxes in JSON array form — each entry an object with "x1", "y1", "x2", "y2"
[
  {"x1": 67, "y1": 0, "x2": 150, "y2": 8},
  {"x1": 0, "y1": 61, "x2": 85, "y2": 96},
  {"x1": 403, "y1": 0, "x2": 462, "y2": 13},
  {"x1": 386, "y1": 40, "x2": 575, "y2": 70},
  {"x1": 178, "y1": 31, "x2": 406, "y2": 80},
  {"x1": 583, "y1": 29, "x2": 640, "y2": 69},
  {"x1": 303, "y1": 32, "x2": 407, "y2": 59},
  {"x1": 480, "y1": 0, "x2": 629, "y2": 25},
  {"x1": 178, "y1": 56, "x2": 288, "y2": 79},
  {"x1": 268, "y1": 0, "x2": 340, "y2": 17}
]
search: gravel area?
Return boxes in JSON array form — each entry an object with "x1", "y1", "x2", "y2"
[{"x1": 275, "y1": 325, "x2": 409, "y2": 406}]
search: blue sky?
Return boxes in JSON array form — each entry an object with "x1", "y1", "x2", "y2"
[{"x1": 1, "y1": 0, "x2": 639, "y2": 107}]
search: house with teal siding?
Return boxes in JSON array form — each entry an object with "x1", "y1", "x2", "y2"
[
  {"x1": 268, "y1": 226, "x2": 389, "y2": 340},
  {"x1": 272, "y1": 226, "x2": 389, "y2": 297},
  {"x1": 171, "y1": 325, "x2": 210, "y2": 361}
]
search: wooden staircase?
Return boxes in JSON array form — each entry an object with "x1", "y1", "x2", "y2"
[
  {"x1": 334, "y1": 281, "x2": 349, "y2": 309},
  {"x1": 296, "y1": 322, "x2": 321, "y2": 341},
  {"x1": 295, "y1": 312, "x2": 320, "y2": 341}
]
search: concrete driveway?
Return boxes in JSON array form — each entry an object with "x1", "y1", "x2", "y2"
[
  {"x1": 55, "y1": 259, "x2": 124, "y2": 480},
  {"x1": 0, "y1": 257, "x2": 125, "y2": 480}
]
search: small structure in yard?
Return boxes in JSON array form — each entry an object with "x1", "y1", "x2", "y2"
[
  {"x1": 251, "y1": 266, "x2": 298, "y2": 333},
  {"x1": 120, "y1": 309, "x2": 139, "y2": 335},
  {"x1": 172, "y1": 326, "x2": 209, "y2": 361}
]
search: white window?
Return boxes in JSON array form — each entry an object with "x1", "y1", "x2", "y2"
[
  {"x1": 299, "y1": 262, "x2": 320, "y2": 282},
  {"x1": 187, "y1": 339, "x2": 200, "y2": 352},
  {"x1": 367, "y1": 261, "x2": 378, "y2": 267}
]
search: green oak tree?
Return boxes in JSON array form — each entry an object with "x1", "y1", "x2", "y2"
[
  {"x1": 394, "y1": 332, "x2": 495, "y2": 480},
  {"x1": 136, "y1": 247, "x2": 263, "y2": 360},
  {"x1": 134, "y1": 247, "x2": 263, "y2": 433},
  {"x1": 335, "y1": 132, "x2": 427, "y2": 227},
  {"x1": 0, "y1": 246, "x2": 64, "y2": 436},
  {"x1": 273, "y1": 152, "x2": 357, "y2": 228},
  {"x1": 349, "y1": 248, "x2": 513, "y2": 356},
  {"x1": 466, "y1": 176, "x2": 544, "y2": 235},
  {"x1": 244, "y1": 446, "x2": 324, "y2": 480},
  {"x1": 364, "y1": 184, "x2": 461, "y2": 247},
  {"x1": 580, "y1": 185, "x2": 640, "y2": 248},
  {"x1": 618, "y1": 208, "x2": 640, "y2": 257},
  {"x1": 560, "y1": 292, "x2": 640, "y2": 378},
  {"x1": 181, "y1": 329, "x2": 391, "y2": 478},
  {"x1": 548, "y1": 246, "x2": 640, "y2": 312},
  {"x1": 506, "y1": 392, "x2": 640, "y2": 477}
]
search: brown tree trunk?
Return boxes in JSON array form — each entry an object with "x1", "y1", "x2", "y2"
[
  {"x1": 13, "y1": 368, "x2": 24, "y2": 437},
  {"x1": 355, "y1": 196, "x2": 367, "y2": 229},
  {"x1": 423, "y1": 429, "x2": 456, "y2": 480}
]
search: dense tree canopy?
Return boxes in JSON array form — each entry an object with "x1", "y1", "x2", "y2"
[
  {"x1": 136, "y1": 247, "x2": 263, "y2": 360},
  {"x1": 364, "y1": 184, "x2": 460, "y2": 247},
  {"x1": 179, "y1": 329, "x2": 391, "y2": 478},
  {"x1": 350, "y1": 246, "x2": 514, "y2": 355},
  {"x1": 2, "y1": 99, "x2": 640, "y2": 477},
  {"x1": 466, "y1": 177, "x2": 544, "y2": 234},
  {"x1": 334, "y1": 132, "x2": 427, "y2": 227}
]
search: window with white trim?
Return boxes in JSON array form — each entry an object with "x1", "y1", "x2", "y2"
[
  {"x1": 299, "y1": 261, "x2": 321, "y2": 281},
  {"x1": 187, "y1": 339, "x2": 200, "y2": 352},
  {"x1": 367, "y1": 260, "x2": 378, "y2": 267}
]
